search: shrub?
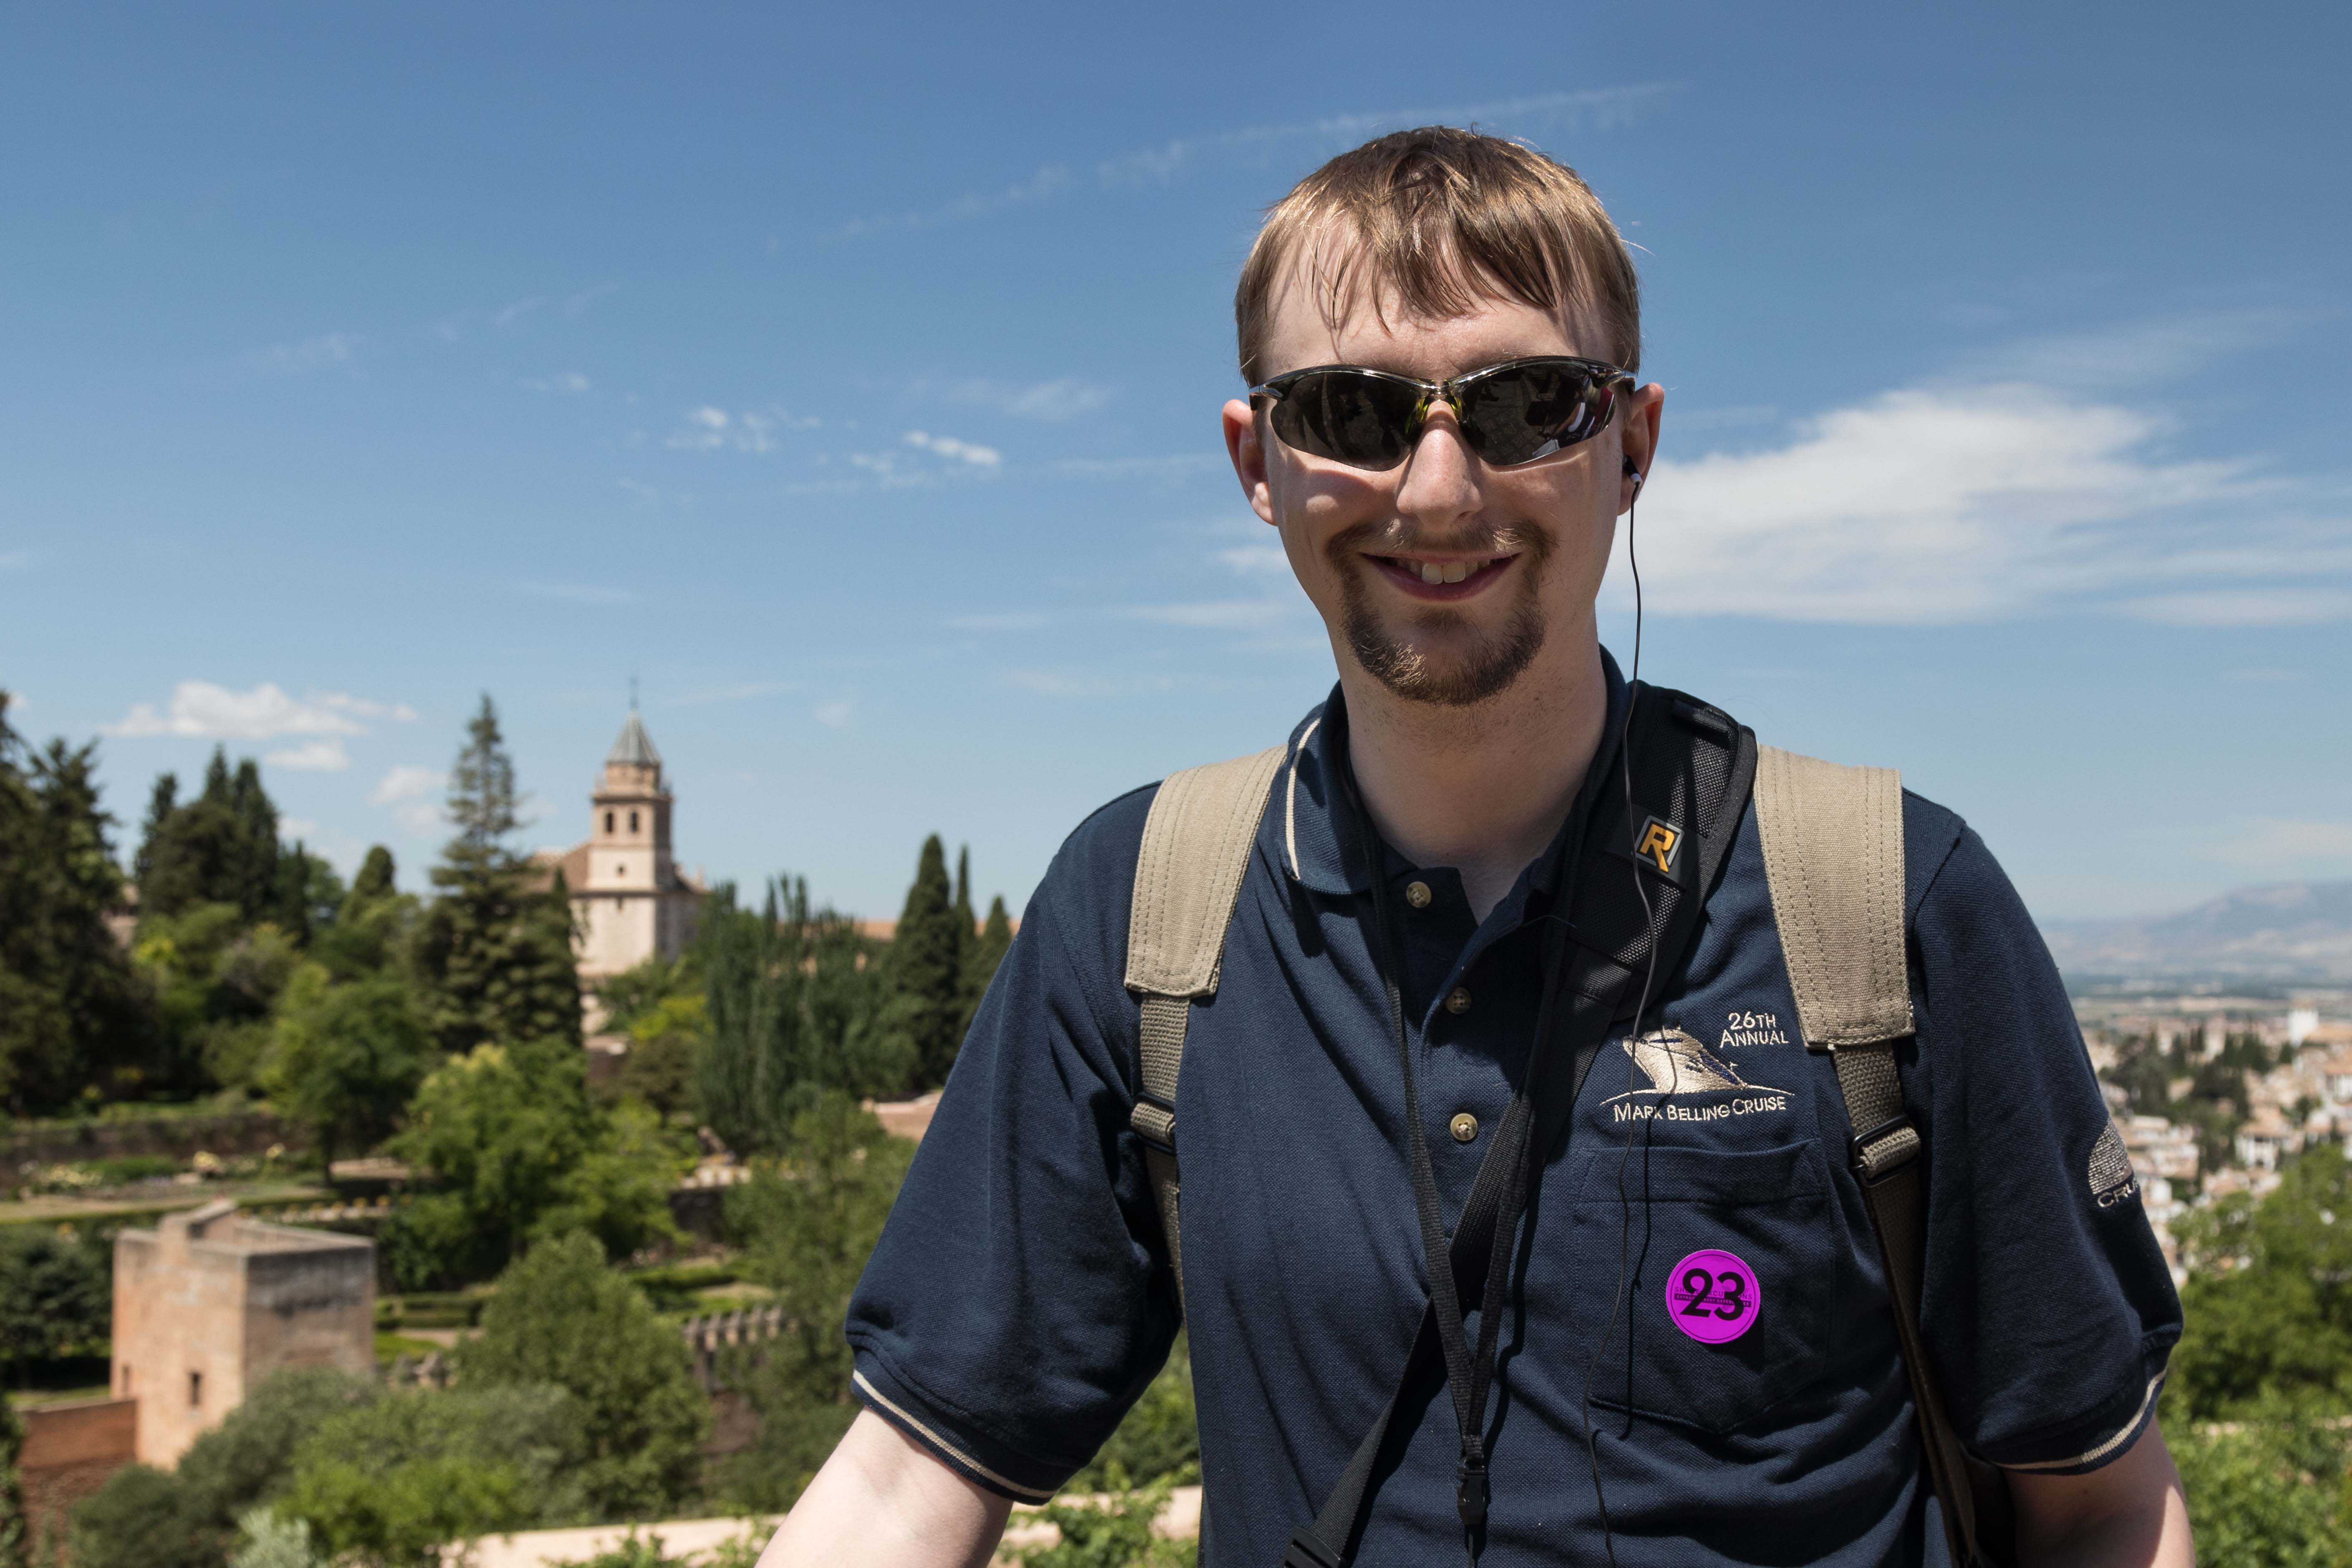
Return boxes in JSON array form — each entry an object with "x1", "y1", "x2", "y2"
[{"x1": 460, "y1": 1232, "x2": 709, "y2": 1520}]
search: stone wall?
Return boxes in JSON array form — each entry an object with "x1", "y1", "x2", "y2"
[
  {"x1": 4, "y1": 1108, "x2": 303, "y2": 1169},
  {"x1": 18, "y1": 1397, "x2": 137, "y2": 1551}
]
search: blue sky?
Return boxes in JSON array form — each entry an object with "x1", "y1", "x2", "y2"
[{"x1": 3, "y1": 2, "x2": 2345, "y2": 924}]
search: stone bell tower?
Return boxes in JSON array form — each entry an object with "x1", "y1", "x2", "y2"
[{"x1": 546, "y1": 702, "x2": 703, "y2": 984}]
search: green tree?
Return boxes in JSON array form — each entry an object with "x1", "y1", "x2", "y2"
[
  {"x1": 2170, "y1": 1145, "x2": 2352, "y2": 1421},
  {"x1": 719, "y1": 1095, "x2": 916, "y2": 1510},
  {"x1": 460, "y1": 1232, "x2": 710, "y2": 1519},
  {"x1": 280, "y1": 1384, "x2": 585, "y2": 1566},
  {"x1": 596, "y1": 954, "x2": 696, "y2": 1037},
  {"x1": 387, "y1": 1040, "x2": 685, "y2": 1285},
  {"x1": 696, "y1": 880, "x2": 900, "y2": 1156},
  {"x1": 344, "y1": 846, "x2": 397, "y2": 912},
  {"x1": 134, "y1": 905, "x2": 299, "y2": 1095},
  {"x1": 2170, "y1": 1408, "x2": 2351, "y2": 1568},
  {"x1": 874, "y1": 836, "x2": 965, "y2": 1091},
  {"x1": 0, "y1": 1228, "x2": 109, "y2": 1379},
  {"x1": 0, "y1": 1393, "x2": 27, "y2": 1568},
  {"x1": 412, "y1": 698, "x2": 581, "y2": 1055},
  {"x1": 264, "y1": 967, "x2": 429, "y2": 1173},
  {"x1": 1067, "y1": 1335, "x2": 1198, "y2": 1495},
  {"x1": 1016, "y1": 1477, "x2": 1190, "y2": 1568},
  {"x1": 137, "y1": 750, "x2": 290, "y2": 929},
  {"x1": 71, "y1": 1367, "x2": 374, "y2": 1568},
  {"x1": 0, "y1": 692, "x2": 151, "y2": 1115},
  {"x1": 613, "y1": 992, "x2": 705, "y2": 1120},
  {"x1": 964, "y1": 894, "x2": 1014, "y2": 1032},
  {"x1": 228, "y1": 1507, "x2": 323, "y2": 1568},
  {"x1": 271, "y1": 845, "x2": 345, "y2": 947}
]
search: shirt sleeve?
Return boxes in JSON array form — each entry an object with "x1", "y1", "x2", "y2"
[
  {"x1": 1900, "y1": 797, "x2": 2183, "y2": 1475},
  {"x1": 842, "y1": 788, "x2": 1180, "y2": 1502}
]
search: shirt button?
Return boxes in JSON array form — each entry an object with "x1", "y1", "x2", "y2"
[
  {"x1": 1405, "y1": 880, "x2": 1432, "y2": 909},
  {"x1": 1445, "y1": 987, "x2": 1472, "y2": 1015},
  {"x1": 1450, "y1": 1112, "x2": 1480, "y2": 1144}
]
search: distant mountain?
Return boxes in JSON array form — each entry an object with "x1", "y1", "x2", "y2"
[{"x1": 2041, "y1": 880, "x2": 2352, "y2": 986}]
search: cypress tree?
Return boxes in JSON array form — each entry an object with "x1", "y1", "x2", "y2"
[
  {"x1": 345, "y1": 845, "x2": 397, "y2": 911},
  {"x1": 136, "y1": 748, "x2": 291, "y2": 924},
  {"x1": 134, "y1": 771, "x2": 176, "y2": 891},
  {"x1": 880, "y1": 836, "x2": 965, "y2": 1090},
  {"x1": 412, "y1": 697, "x2": 581, "y2": 1054},
  {"x1": 227, "y1": 758, "x2": 281, "y2": 923},
  {"x1": 0, "y1": 693, "x2": 150, "y2": 1116},
  {"x1": 965, "y1": 895, "x2": 1013, "y2": 1023}
]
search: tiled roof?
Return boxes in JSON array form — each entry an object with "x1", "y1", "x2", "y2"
[{"x1": 607, "y1": 709, "x2": 662, "y2": 768}]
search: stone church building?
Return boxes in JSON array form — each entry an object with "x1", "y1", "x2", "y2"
[{"x1": 536, "y1": 706, "x2": 705, "y2": 985}]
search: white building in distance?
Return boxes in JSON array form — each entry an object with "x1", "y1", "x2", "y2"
[{"x1": 536, "y1": 707, "x2": 705, "y2": 985}]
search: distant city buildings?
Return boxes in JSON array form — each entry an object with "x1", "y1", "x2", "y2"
[{"x1": 2076, "y1": 990, "x2": 2352, "y2": 1279}]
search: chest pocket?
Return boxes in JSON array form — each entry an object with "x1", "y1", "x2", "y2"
[{"x1": 1568, "y1": 1138, "x2": 1838, "y2": 1434}]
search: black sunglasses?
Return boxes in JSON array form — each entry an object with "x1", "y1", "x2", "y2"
[{"x1": 1248, "y1": 356, "x2": 1635, "y2": 472}]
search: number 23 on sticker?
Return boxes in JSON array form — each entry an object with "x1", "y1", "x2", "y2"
[{"x1": 1666, "y1": 1248, "x2": 1760, "y2": 1345}]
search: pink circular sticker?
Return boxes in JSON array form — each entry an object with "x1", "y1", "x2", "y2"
[{"x1": 1665, "y1": 1248, "x2": 1760, "y2": 1344}]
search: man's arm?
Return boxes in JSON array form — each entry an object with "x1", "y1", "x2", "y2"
[
  {"x1": 2007, "y1": 1420, "x2": 2193, "y2": 1568},
  {"x1": 757, "y1": 1409, "x2": 1014, "y2": 1568}
]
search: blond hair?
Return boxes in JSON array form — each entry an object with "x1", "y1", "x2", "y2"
[{"x1": 1234, "y1": 126, "x2": 1640, "y2": 383}]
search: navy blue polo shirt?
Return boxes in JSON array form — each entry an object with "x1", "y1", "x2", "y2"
[{"x1": 845, "y1": 654, "x2": 2182, "y2": 1568}]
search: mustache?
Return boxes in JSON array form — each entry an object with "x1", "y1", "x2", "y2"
[{"x1": 1325, "y1": 517, "x2": 1550, "y2": 559}]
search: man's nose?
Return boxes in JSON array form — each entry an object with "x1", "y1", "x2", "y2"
[{"x1": 1392, "y1": 404, "x2": 1482, "y2": 526}]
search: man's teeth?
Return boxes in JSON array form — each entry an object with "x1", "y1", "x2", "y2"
[{"x1": 1415, "y1": 560, "x2": 1485, "y2": 585}]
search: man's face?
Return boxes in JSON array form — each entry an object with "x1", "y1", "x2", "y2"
[{"x1": 1224, "y1": 267, "x2": 1661, "y2": 709}]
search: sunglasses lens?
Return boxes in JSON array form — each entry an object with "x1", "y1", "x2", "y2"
[
  {"x1": 1460, "y1": 364, "x2": 1614, "y2": 466},
  {"x1": 1268, "y1": 371, "x2": 1422, "y2": 469}
]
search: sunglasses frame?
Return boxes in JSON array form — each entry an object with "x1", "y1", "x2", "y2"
[{"x1": 1248, "y1": 355, "x2": 1637, "y2": 472}]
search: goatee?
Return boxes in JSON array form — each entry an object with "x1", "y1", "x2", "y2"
[{"x1": 1330, "y1": 520, "x2": 1551, "y2": 708}]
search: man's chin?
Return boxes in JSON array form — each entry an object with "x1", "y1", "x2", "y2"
[{"x1": 1343, "y1": 612, "x2": 1549, "y2": 710}]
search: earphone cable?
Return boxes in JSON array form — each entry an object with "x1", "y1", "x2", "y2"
[{"x1": 1576, "y1": 467, "x2": 1660, "y2": 1568}]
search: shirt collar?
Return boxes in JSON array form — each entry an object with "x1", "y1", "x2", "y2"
[{"x1": 1278, "y1": 648, "x2": 1631, "y2": 901}]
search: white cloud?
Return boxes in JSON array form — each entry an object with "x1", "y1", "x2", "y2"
[
  {"x1": 0, "y1": 549, "x2": 34, "y2": 572},
  {"x1": 815, "y1": 699, "x2": 855, "y2": 730},
  {"x1": 2123, "y1": 589, "x2": 2352, "y2": 626},
  {"x1": 904, "y1": 430, "x2": 1001, "y2": 468},
  {"x1": 1620, "y1": 381, "x2": 2316, "y2": 623},
  {"x1": 666, "y1": 405, "x2": 813, "y2": 454},
  {"x1": 245, "y1": 333, "x2": 357, "y2": 376},
  {"x1": 371, "y1": 765, "x2": 443, "y2": 833},
  {"x1": 371, "y1": 765, "x2": 440, "y2": 805},
  {"x1": 265, "y1": 738, "x2": 351, "y2": 771},
  {"x1": 668, "y1": 407, "x2": 731, "y2": 451},
  {"x1": 105, "y1": 682, "x2": 418, "y2": 740},
  {"x1": 523, "y1": 372, "x2": 592, "y2": 394}
]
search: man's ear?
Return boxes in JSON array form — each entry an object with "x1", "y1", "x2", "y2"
[
  {"x1": 1223, "y1": 398, "x2": 1279, "y2": 527},
  {"x1": 1616, "y1": 382, "x2": 1665, "y2": 516}
]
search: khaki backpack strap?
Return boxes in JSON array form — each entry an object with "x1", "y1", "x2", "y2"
[
  {"x1": 1753, "y1": 745, "x2": 2013, "y2": 1568},
  {"x1": 1124, "y1": 744, "x2": 1288, "y2": 1316}
]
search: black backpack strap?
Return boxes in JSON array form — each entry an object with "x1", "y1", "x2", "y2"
[
  {"x1": 1285, "y1": 684, "x2": 1757, "y2": 1568},
  {"x1": 1753, "y1": 746, "x2": 2015, "y2": 1568}
]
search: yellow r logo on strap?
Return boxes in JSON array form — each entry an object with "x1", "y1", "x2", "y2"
[{"x1": 1636, "y1": 819, "x2": 1681, "y2": 875}]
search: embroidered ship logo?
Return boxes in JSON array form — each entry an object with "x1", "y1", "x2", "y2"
[{"x1": 1606, "y1": 1028, "x2": 1790, "y2": 1121}]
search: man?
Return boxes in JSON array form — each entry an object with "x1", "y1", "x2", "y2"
[{"x1": 764, "y1": 128, "x2": 2191, "y2": 1567}]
